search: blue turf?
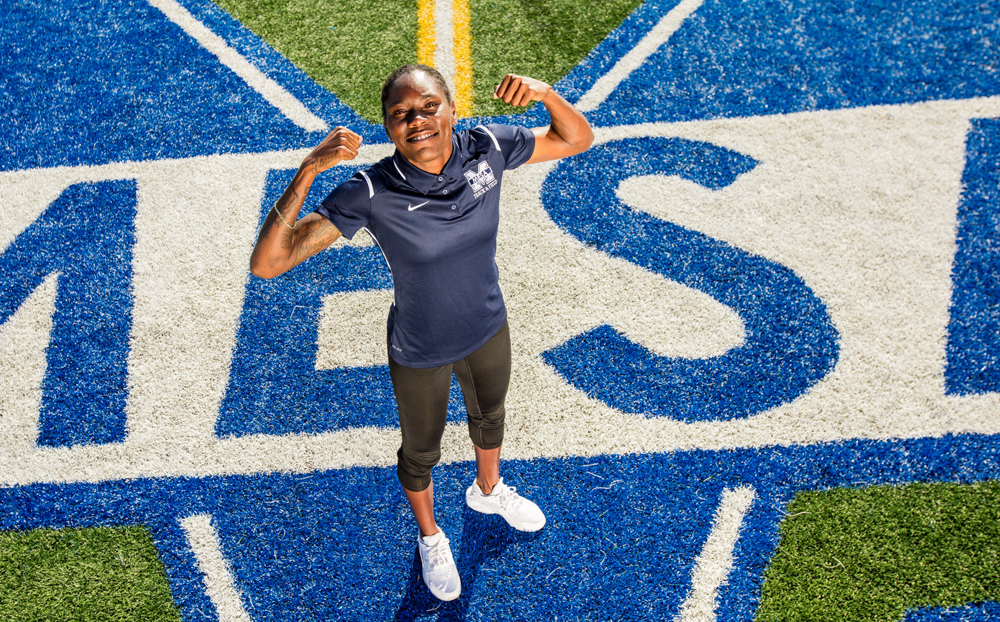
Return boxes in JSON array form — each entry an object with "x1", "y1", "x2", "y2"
[
  {"x1": 945, "y1": 118, "x2": 1000, "y2": 396},
  {"x1": 0, "y1": 0, "x2": 319, "y2": 172},
  {"x1": 3, "y1": 434, "x2": 1000, "y2": 621},
  {"x1": 906, "y1": 602, "x2": 1000, "y2": 622},
  {"x1": 586, "y1": 0, "x2": 1000, "y2": 126}
]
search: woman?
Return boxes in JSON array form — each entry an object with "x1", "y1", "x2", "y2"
[{"x1": 249, "y1": 64, "x2": 592, "y2": 601}]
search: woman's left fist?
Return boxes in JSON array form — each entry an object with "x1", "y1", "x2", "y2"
[{"x1": 493, "y1": 74, "x2": 551, "y2": 107}]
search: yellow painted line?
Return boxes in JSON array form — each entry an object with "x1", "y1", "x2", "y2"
[
  {"x1": 452, "y1": 0, "x2": 473, "y2": 117},
  {"x1": 417, "y1": 0, "x2": 436, "y2": 67}
]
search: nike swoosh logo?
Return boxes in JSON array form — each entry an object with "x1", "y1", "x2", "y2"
[{"x1": 408, "y1": 201, "x2": 430, "y2": 211}]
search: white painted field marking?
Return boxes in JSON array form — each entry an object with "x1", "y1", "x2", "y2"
[
  {"x1": 181, "y1": 514, "x2": 254, "y2": 622},
  {"x1": 315, "y1": 289, "x2": 395, "y2": 369},
  {"x1": 147, "y1": 0, "x2": 328, "y2": 133},
  {"x1": 433, "y1": 0, "x2": 456, "y2": 88},
  {"x1": 416, "y1": 0, "x2": 472, "y2": 115},
  {"x1": 675, "y1": 486, "x2": 756, "y2": 622},
  {"x1": 0, "y1": 273, "x2": 58, "y2": 455},
  {"x1": 125, "y1": 155, "x2": 267, "y2": 449},
  {"x1": 576, "y1": 0, "x2": 705, "y2": 112}
]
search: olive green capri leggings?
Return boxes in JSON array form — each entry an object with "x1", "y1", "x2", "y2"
[{"x1": 388, "y1": 321, "x2": 510, "y2": 492}]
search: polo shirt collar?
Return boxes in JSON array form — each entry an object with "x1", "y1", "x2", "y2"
[{"x1": 391, "y1": 133, "x2": 466, "y2": 195}]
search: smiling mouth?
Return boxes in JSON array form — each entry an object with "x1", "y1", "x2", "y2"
[{"x1": 406, "y1": 131, "x2": 438, "y2": 143}]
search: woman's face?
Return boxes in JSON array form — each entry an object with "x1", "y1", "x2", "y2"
[{"x1": 383, "y1": 70, "x2": 457, "y2": 174}]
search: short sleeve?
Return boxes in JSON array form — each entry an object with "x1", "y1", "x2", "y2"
[
  {"x1": 481, "y1": 124, "x2": 536, "y2": 170},
  {"x1": 315, "y1": 173, "x2": 372, "y2": 240}
]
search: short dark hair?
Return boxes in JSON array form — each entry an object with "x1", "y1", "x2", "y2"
[{"x1": 380, "y1": 64, "x2": 452, "y2": 120}]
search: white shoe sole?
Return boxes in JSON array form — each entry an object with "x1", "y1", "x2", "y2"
[{"x1": 425, "y1": 580, "x2": 461, "y2": 602}]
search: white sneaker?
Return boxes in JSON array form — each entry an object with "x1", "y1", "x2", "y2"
[
  {"x1": 465, "y1": 478, "x2": 546, "y2": 532},
  {"x1": 417, "y1": 530, "x2": 461, "y2": 601}
]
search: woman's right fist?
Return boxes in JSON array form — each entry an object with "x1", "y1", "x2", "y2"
[{"x1": 304, "y1": 127, "x2": 363, "y2": 176}]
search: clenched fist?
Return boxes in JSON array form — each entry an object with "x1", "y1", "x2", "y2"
[
  {"x1": 494, "y1": 74, "x2": 552, "y2": 107},
  {"x1": 303, "y1": 127, "x2": 362, "y2": 176}
]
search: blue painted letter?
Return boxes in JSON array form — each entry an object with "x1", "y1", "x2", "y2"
[
  {"x1": 0, "y1": 180, "x2": 137, "y2": 446},
  {"x1": 541, "y1": 137, "x2": 839, "y2": 421},
  {"x1": 945, "y1": 118, "x2": 1000, "y2": 396}
]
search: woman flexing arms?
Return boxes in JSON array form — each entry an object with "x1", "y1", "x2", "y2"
[{"x1": 250, "y1": 65, "x2": 592, "y2": 601}]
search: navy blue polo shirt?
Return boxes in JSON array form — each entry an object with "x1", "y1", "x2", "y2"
[{"x1": 316, "y1": 124, "x2": 535, "y2": 368}]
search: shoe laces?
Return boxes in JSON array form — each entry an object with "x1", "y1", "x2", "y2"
[
  {"x1": 425, "y1": 537, "x2": 453, "y2": 569},
  {"x1": 491, "y1": 481, "x2": 523, "y2": 511}
]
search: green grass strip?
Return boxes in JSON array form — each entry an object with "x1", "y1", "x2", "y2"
[
  {"x1": 210, "y1": 0, "x2": 641, "y2": 122},
  {"x1": 0, "y1": 525, "x2": 181, "y2": 622},
  {"x1": 756, "y1": 481, "x2": 1000, "y2": 622},
  {"x1": 211, "y1": 0, "x2": 418, "y2": 124},
  {"x1": 469, "y1": 0, "x2": 643, "y2": 118}
]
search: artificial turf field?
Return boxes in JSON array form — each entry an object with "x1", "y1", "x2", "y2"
[{"x1": 2, "y1": 0, "x2": 1000, "y2": 620}]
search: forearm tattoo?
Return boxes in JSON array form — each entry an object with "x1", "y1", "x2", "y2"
[
  {"x1": 253, "y1": 170, "x2": 340, "y2": 272},
  {"x1": 267, "y1": 186, "x2": 305, "y2": 247},
  {"x1": 294, "y1": 218, "x2": 332, "y2": 264}
]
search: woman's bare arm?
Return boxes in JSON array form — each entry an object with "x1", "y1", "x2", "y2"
[
  {"x1": 249, "y1": 127, "x2": 362, "y2": 279},
  {"x1": 492, "y1": 74, "x2": 594, "y2": 164}
]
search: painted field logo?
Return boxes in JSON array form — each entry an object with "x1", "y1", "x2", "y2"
[
  {"x1": 464, "y1": 160, "x2": 496, "y2": 198},
  {"x1": 3, "y1": 0, "x2": 1000, "y2": 620}
]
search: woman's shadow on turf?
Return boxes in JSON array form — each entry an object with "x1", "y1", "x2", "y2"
[{"x1": 393, "y1": 504, "x2": 542, "y2": 621}]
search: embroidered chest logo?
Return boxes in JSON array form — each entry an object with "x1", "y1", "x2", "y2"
[{"x1": 463, "y1": 161, "x2": 497, "y2": 198}]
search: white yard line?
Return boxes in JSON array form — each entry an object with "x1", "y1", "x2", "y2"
[
  {"x1": 181, "y1": 514, "x2": 255, "y2": 622},
  {"x1": 675, "y1": 487, "x2": 756, "y2": 622},
  {"x1": 576, "y1": 0, "x2": 705, "y2": 112},
  {"x1": 433, "y1": 0, "x2": 456, "y2": 88},
  {"x1": 147, "y1": 0, "x2": 328, "y2": 133}
]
